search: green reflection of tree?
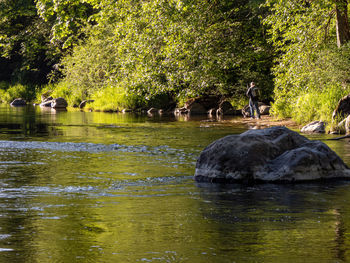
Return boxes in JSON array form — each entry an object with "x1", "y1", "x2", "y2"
[{"x1": 195, "y1": 184, "x2": 350, "y2": 262}]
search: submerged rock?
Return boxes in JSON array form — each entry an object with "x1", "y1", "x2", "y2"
[{"x1": 194, "y1": 126, "x2": 350, "y2": 183}]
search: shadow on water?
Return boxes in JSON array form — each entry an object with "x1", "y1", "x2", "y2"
[
  {"x1": 195, "y1": 181, "x2": 350, "y2": 262},
  {"x1": 0, "y1": 105, "x2": 63, "y2": 138}
]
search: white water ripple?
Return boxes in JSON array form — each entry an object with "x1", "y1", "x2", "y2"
[{"x1": 0, "y1": 140, "x2": 196, "y2": 157}]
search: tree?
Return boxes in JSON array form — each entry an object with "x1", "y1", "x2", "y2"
[
  {"x1": 35, "y1": 0, "x2": 96, "y2": 49},
  {"x1": 264, "y1": 0, "x2": 350, "y2": 121},
  {"x1": 60, "y1": 0, "x2": 274, "y2": 102},
  {"x1": 335, "y1": 0, "x2": 350, "y2": 47},
  {"x1": 0, "y1": 0, "x2": 59, "y2": 84}
]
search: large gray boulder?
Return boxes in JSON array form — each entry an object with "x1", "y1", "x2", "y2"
[{"x1": 194, "y1": 126, "x2": 350, "y2": 183}]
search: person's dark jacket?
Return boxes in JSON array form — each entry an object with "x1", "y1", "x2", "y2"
[{"x1": 246, "y1": 86, "x2": 259, "y2": 101}]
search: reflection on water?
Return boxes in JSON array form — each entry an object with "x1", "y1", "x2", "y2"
[{"x1": 1, "y1": 104, "x2": 350, "y2": 262}]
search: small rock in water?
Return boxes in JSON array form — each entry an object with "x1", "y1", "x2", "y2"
[{"x1": 301, "y1": 121, "x2": 326, "y2": 134}]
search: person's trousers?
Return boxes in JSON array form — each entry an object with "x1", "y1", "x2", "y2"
[{"x1": 249, "y1": 100, "x2": 260, "y2": 118}]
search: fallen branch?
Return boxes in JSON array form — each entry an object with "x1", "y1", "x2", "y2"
[{"x1": 328, "y1": 134, "x2": 350, "y2": 140}]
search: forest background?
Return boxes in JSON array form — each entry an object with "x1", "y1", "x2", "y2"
[{"x1": 1, "y1": 0, "x2": 350, "y2": 125}]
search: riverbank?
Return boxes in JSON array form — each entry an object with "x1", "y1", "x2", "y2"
[{"x1": 231, "y1": 115, "x2": 300, "y2": 129}]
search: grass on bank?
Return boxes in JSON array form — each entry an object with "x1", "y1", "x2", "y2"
[
  {"x1": 2, "y1": 80, "x2": 350, "y2": 131},
  {"x1": 271, "y1": 85, "x2": 350, "y2": 131},
  {"x1": 36, "y1": 82, "x2": 174, "y2": 111}
]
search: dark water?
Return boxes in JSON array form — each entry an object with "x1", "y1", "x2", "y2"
[{"x1": 1, "y1": 105, "x2": 350, "y2": 262}]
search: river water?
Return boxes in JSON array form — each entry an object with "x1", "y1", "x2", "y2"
[{"x1": 1, "y1": 105, "x2": 350, "y2": 262}]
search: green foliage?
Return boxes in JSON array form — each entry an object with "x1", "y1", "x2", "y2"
[
  {"x1": 60, "y1": 25, "x2": 116, "y2": 98},
  {"x1": 1, "y1": 0, "x2": 276, "y2": 109},
  {"x1": 0, "y1": 83, "x2": 37, "y2": 103},
  {"x1": 36, "y1": 81, "x2": 82, "y2": 106},
  {"x1": 59, "y1": 0, "x2": 274, "y2": 104},
  {"x1": 0, "y1": 0, "x2": 61, "y2": 84},
  {"x1": 265, "y1": 0, "x2": 350, "y2": 123},
  {"x1": 90, "y1": 85, "x2": 145, "y2": 111},
  {"x1": 50, "y1": 81, "x2": 82, "y2": 106},
  {"x1": 35, "y1": 0, "x2": 96, "y2": 49},
  {"x1": 6, "y1": 0, "x2": 350, "y2": 124},
  {"x1": 284, "y1": 85, "x2": 350, "y2": 124}
]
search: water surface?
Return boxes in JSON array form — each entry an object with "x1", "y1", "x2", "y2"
[{"x1": 0, "y1": 105, "x2": 350, "y2": 262}]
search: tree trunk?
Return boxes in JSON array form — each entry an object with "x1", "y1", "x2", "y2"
[{"x1": 335, "y1": 0, "x2": 350, "y2": 47}]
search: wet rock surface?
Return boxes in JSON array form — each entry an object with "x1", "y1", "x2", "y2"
[
  {"x1": 10, "y1": 98, "x2": 26, "y2": 106},
  {"x1": 195, "y1": 126, "x2": 350, "y2": 183},
  {"x1": 301, "y1": 121, "x2": 326, "y2": 134},
  {"x1": 333, "y1": 94, "x2": 350, "y2": 119}
]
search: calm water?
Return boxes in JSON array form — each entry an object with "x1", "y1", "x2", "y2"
[{"x1": 1, "y1": 105, "x2": 350, "y2": 262}]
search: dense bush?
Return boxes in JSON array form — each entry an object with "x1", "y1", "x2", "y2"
[{"x1": 0, "y1": 82, "x2": 37, "y2": 103}]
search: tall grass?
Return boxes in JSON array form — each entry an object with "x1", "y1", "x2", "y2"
[
  {"x1": 271, "y1": 85, "x2": 350, "y2": 125},
  {"x1": 90, "y1": 85, "x2": 145, "y2": 111}
]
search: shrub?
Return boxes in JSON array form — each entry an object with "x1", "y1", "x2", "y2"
[
  {"x1": 37, "y1": 81, "x2": 84, "y2": 107},
  {"x1": 90, "y1": 85, "x2": 145, "y2": 111},
  {"x1": 0, "y1": 83, "x2": 36, "y2": 103}
]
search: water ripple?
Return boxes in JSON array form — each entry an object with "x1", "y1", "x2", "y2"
[{"x1": 0, "y1": 141, "x2": 197, "y2": 159}]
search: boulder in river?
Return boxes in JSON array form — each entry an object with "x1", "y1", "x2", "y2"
[
  {"x1": 217, "y1": 101, "x2": 235, "y2": 115},
  {"x1": 194, "y1": 126, "x2": 350, "y2": 183},
  {"x1": 10, "y1": 98, "x2": 26, "y2": 106},
  {"x1": 259, "y1": 104, "x2": 271, "y2": 115},
  {"x1": 51, "y1": 97, "x2": 68, "y2": 109}
]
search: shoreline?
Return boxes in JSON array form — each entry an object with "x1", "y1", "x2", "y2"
[
  {"x1": 10, "y1": 103, "x2": 302, "y2": 130},
  {"x1": 231, "y1": 115, "x2": 300, "y2": 130}
]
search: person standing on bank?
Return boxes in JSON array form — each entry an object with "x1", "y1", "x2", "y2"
[{"x1": 246, "y1": 82, "x2": 261, "y2": 119}]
